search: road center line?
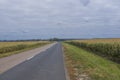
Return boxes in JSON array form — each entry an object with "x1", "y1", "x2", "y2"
[{"x1": 26, "y1": 56, "x2": 35, "y2": 60}]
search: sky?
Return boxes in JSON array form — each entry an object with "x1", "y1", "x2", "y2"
[{"x1": 0, "y1": 0, "x2": 120, "y2": 40}]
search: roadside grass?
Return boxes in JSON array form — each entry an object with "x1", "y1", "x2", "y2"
[
  {"x1": 0, "y1": 41, "x2": 51, "y2": 58},
  {"x1": 63, "y1": 43, "x2": 120, "y2": 80}
]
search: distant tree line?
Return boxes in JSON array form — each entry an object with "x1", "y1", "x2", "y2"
[
  {"x1": 0, "y1": 39, "x2": 46, "y2": 42},
  {"x1": 0, "y1": 38, "x2": 87, "y2": 42}
]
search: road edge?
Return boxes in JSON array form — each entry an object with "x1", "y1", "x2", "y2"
[{"x1": 61, "y1": 43, "x2": 70, "y2": 80}]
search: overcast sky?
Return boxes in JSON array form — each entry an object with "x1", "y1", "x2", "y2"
[{"x1": 0, "y1": 0, "x2": 120, "y2": 40}]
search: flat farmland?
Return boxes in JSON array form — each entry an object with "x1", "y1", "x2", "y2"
[
  {"x1": 75, "y1": 38, "x2": 120, "y2": 43},
  {"x1": 64, "y1": 38, "x2": 120, "y2": 80},
  {"x1": 0, "y1": 41, "x2": 50, "y2": 58},
  {"x1": 67, "y1": 38, "x2": 120, "y2": 62}
]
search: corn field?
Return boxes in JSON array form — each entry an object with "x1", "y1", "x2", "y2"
[
  {"x1": 0, "y1": 41, "x2": 49, "y2": 54},
  {"x1": 67, "y1": 39, "x2": 120, "y2": 62}
]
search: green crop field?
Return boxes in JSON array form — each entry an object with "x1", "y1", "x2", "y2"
[
  {"x1": 63, "y1": 43, "x2": 120, "y2": 80},
  {"x1": 66, "y1": 39, "x2": 120, "y2": 63},
  {"x1": 0, "y1": 41, "x2": 50, "y2": 58}
]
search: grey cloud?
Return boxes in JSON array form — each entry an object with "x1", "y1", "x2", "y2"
[
  {"x1": 80, "y1": 0, "x2": 90, "y2": 6},
  {"x1": 0, "y1": 0, "x2": 120, "y2": 40}
]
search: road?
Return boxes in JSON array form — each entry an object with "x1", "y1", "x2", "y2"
[
  {"x1": 0, "y1": 42, "x2": 67, "y2": 80},
  {"x1": 0, "y1": 43, "x2": 56, "y2": 74}
]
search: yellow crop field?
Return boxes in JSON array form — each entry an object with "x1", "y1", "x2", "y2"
[
  {"x1": 75, "y1": 38, "x2": 120, "y2": 44},
  {"x1": 67, "y1": 38, "x2": 120, "y2": 62},
  {"x1": 0, "y1": 41, "x2": 49, "y2": 48},
  {"x1": 0, "y1": 41, "x2": 50, "y2": 58}
]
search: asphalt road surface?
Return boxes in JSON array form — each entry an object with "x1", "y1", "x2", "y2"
[
  {"x1": 0, "y1": 43, "x2": 56, "y2": 74},
  {"x1": 0, "y1": 42, "x2": 67, "y2": 80}
]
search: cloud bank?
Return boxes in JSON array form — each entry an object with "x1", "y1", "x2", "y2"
[{"x1": 0, "y1": 0, "x2": 120, "y2": 40}]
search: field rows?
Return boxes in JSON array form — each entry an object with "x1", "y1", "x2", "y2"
[
  {"x1": 0, "y1": 41, "x2": 50, "y2": 58},
  {"x1": 67, "y1": 39, "x2": 120, "y2": 62},
  {"x1": 63, "y1": 43, "x2": 120, "y2": 80}
]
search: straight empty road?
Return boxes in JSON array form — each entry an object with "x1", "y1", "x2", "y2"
[{"x1": 0, "y1": 42, "x2": 67, "y2": 80}]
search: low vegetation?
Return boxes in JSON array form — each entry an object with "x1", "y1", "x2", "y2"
[
  {"x1": 66, "y1": 39, "x2": 120, "y2": 63},
  {"x1": 63, "y1": 43, "x2": 120, "y2": 80},
  {"x1": 0, "y1": 41, "x2": 50, "y2": 58}
]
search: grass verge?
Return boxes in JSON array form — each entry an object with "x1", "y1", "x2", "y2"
[{"x1": 63, "y1": 43, "x2": 120, "y2": 80}]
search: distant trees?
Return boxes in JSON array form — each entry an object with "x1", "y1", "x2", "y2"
[{"x1": 49, "y1": 38, "x2": 59, "y2": 41}]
